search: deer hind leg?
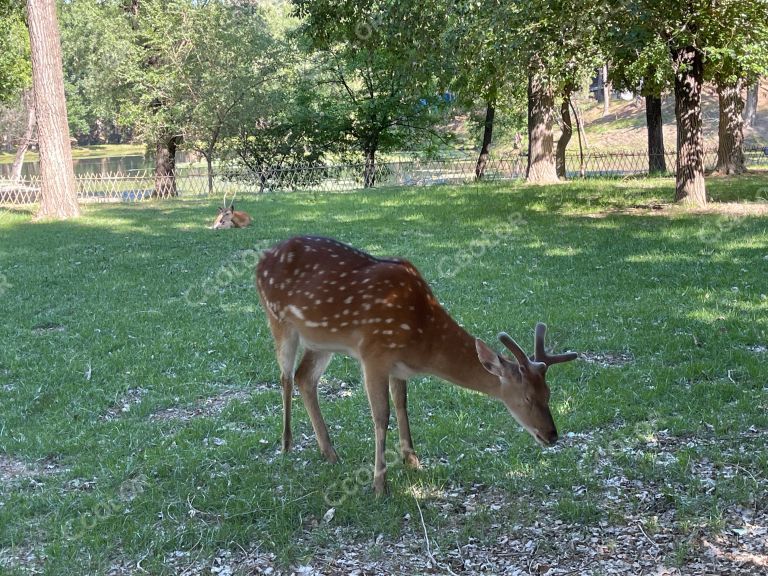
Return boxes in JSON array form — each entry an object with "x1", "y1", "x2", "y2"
[
  {"x1": 294, "y1": 349, "x2": 337, "y2": 463},
  {"x1": 364, "y1": 366, "x2": 391, "y2": 495},
  {"x1": 389, "y1": 377, "x2": 420, "y2": 469},
  {"x1": 269, "y1": 319, "x2": 299, "y2": 453}
]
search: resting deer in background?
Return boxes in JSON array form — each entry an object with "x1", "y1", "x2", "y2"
[
  {"x1": 211, "y1": 204, "x2": 252, "y2": 229},
  {"x1": 256, "y1": 236, "x2": 577, "y2": 494}
]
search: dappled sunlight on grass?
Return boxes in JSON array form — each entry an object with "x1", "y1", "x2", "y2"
[{"x1": 1, "y1": 174, "x2": 767, "y2": 573}]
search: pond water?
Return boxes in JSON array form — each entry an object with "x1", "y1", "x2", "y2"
[{"x1": 1, "y1": 152, "x2": 197, "y2": 179}]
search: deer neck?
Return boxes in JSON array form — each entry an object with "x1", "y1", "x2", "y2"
[{"x1": 422, "y1": 312, "x2": 503, "y2": 399}]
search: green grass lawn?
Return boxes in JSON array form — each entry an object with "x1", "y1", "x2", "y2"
[{"x1": 1, "y1": 177, "x2": 767, "y2": 574}]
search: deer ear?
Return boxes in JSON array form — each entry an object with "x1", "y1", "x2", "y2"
[{"x1": 476, "y1": 339, "x2": 505, "y2": 377}]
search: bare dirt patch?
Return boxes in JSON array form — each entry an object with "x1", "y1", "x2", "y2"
[
  {"x1": 31, "y1": 322, "x2": 66, "y2": 334},
  {"x1": 0, "y1": 454, "x2": 63, "y2": 485},
  {"x1": 101, "y1": 387, "x2": 149, "y2": 421},
  {"x1": 318, "y1": 376, "x2": 359, "y2": 401},
  {"x1": 687, "y1": 201, "x2": 768, "y2": 217},
  {"x1": 580, "y1": 350, "x2": 634, "y2": 368},
  {"x1": 149, "y1": 387, "x2": 255, "y2": 422},
  {"x1": 0, "y1": 547, "x2": 45, "y2": 575}
]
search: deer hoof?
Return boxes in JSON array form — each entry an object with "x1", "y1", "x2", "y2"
[
  {"x1": 322, "y1": 447, "x2": 339, "y2": 464},
  {"x1": 372, "y1": 476, "x2": 388, "y2": 496},
  {"x1": 403, "y1": 451, "x2": 421, "y2": 469}
]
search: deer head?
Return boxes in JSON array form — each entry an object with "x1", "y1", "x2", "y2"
[
  {"x1": 476, "y1": 323, "x2": 577, "y2": 446},
  {"x1": 211, "y1": 205, "x2": 234, "y2": 229}
]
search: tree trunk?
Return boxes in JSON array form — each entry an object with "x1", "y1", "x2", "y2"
[
  {"x1": 556, "y1": 94, "x2": 573, "y2": 179},
  {"x1": 715, "y1": 80, "x2": 745, "y2": 175},
  {"x1": 11, "y1": 89, "x2": 37, "y2": 182},
  {"x1": 570, "y1": 98, "x2": 587, "y2": 178},
  {"x1": 154, "y1": 134, "x2": 180, "y2": 198},
  {"x1": 672, "y1": 46, "x2": 706, "y2": 206},
  {"x1": 205, "y1": 153, "x2": 214, "y2": 195},
  {"x1": 645, "y1": 94, "x2": 666, "y2": 174},
  {"x1": 27, "y1": 0, "x2": 79, "y2": 219},
  {"x1": 526, "y1": 66, "x2": 558, "y2": 184},
  {"x1": 743, "y1": 79, "x2": 759, "y2": 127},
  {"x1": 363, "y1": 146, "x2": 376, "y2": 188},
  {"x1": 475, "y1": 100, "x2": 495, "y2": 180},
  {"x1": 602, "y1": 64, "x2": 611, "y2": 117}
]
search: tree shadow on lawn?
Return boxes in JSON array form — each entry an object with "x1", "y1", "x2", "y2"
[{"x1": 1, "y1": 182, "x2": 766, "y2": 572}]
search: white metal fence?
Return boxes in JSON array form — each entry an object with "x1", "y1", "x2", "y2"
[{"x1": 2, "y1": 148, "x2": 767, "y2": 205}]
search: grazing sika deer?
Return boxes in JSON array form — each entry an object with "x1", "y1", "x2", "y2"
[
  {"x1": 256, "y1": 236, "x2": 577, "y2": 494},
  {"x1": 211, "y1": 204, "x2": 252, "y2": 229}
]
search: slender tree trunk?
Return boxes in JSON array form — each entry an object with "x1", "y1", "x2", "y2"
[
  {"x1": 645, "y1": 94, "x2": 666, "y2": 174},
  {"x1": 602, "y1": 64, "x2": 611, "y2": 117},
  {"x1": 363, "y1": 146, "x2": 376, "y2": 188},
  {"x1": 743, "y1": 79, "x2": 759, "y2": 127},
  {"x1": 154, "y1": 134, "x2": 180, "y2": 198},
  {"x1": 556, "y1": 93, "x2": 573, "y2": 179},
  {"x1": 526, "y1": 65, "x2": 558, "y2": 183},
  {"x1": 715, "y1": 80, "x2": 745, "y2": 175},
  {"x1": 205, "y1": 153, "x2": 214, "y2": 195},
  {"x1": 672, "y1": 46, "x2": 706, "y2": 206},
  {"x1": 475, "y1": 100, "x2": 495, "y2": 180},
  {"x1": 11, "y1": 89, "x2": 37, "y2": 182},
  {"x1": 569, "y1": 98, "x2": 587, "y2": 178},
  {"x1": 27, "y1": 0, "x2": 79, "y2": 219}
]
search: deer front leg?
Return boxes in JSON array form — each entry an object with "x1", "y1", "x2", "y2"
[
  {"x1": 364, "y1": 367, "x2": 391, "y2": 495},
  {"x1": 295, "y1": 349, "x2": 338, "y2": 463},
  {"x1": 389, "y1": 377, "x2": 420, "y2": 469}
]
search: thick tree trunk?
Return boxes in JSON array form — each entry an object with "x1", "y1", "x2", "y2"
[
  {"x1": 27, "y1": 0, "x2": 79, "y2": 219},
  {"x1": 556, "y1": 94, "x2": 572, "y2": 179},
  {"x1": 602, "y1": 64, "x2": 611, "y2": 117},
  {"x1": 363, "y1": 146, "x2": 376, "y2": 188},
  {"x1": 526, "y1": 67, "x2": 558, "y2": 184},
  {"x1": 11, "y1": 90, "x2": 37, "y2": 182},
  {"x1": 672, "y1": 46, "x2": 706, "y2": 206},
  {"x1": 475, "y1": 100, "x2": 495, "y2": 180},
  {"x1": 154, "y1": 134, "x2": 180, "y2": 198},
  {"x1": 645, "y1": 95, "x2": 666, "y2": 174},
  {"x1": 743, "y1": 79, "x2": 759, "y2": 127},
  {"x1": 715, "y1": 80, "x2": 745, "y2": 175}
]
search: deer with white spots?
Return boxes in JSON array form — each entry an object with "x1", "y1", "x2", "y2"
[{"x1": 256, "y1": 236, "x2": 577, "y2": 495}]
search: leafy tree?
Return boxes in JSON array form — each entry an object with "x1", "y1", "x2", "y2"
[
  {"x1": 609, "y1": 0, "x2": 768, "y2": 205},
  {"x1": 0, "y1": 0, "x2": 30, "y2": 103},
  {"x1": 444, "y1": 1, "x2": 526, "y2": 180},
  {"x1": 58, "y1": 0, "x2": 135, "y2": 144},
  {"x1": 294, "y1": 0, "x2": 452, "y2": 187},
  {"x1": 502, "y1": 0, "x2": 604, "y2": 183},
  {"x1": 706, "y1": 14, "x2": 768, "y2": 175},
  {"x1": 178, "y1": 0, "x2": 286, "y2": 194},
  {"x1": 0, "y1": 0, "x2": 34, "y2": 181},
  {"x1": 605, "y1": 19, "x2": 672, "y2": 174}
]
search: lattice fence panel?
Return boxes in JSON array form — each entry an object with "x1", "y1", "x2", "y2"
[{"x1": 2, "y1": 147, "x2": 767, "y2": 206}]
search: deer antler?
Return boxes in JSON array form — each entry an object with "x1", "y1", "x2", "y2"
[
  {"x1": 498, "y1": 332, "x2": 532, "y2": 367},
  {"x1": 534, "y1": 323, "x2": 578, "y2": 365}
]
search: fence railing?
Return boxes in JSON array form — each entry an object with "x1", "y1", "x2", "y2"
[{"x1": 2, "y1": 147, "x2": 767, "y2": 205}]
